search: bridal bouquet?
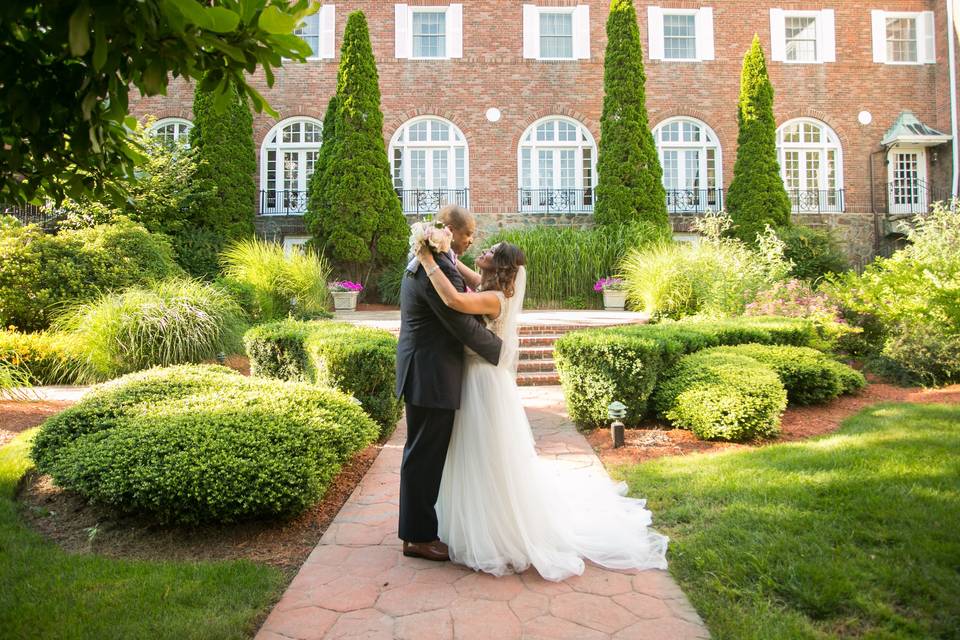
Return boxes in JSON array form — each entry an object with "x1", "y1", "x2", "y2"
[{"x1": 409, "y1": 220, "x2": 453, "y2": 256}]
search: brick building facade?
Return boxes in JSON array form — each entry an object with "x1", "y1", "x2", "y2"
[{"x1": 130, "y1": 1, "x2": 960, "y2": 266}]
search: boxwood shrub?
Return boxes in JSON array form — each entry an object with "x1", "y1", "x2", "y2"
[
  {"x1": 31, "y1": 365, "x2": 378, "y2": 524},
  {"x1": 0, "y1": 330, "x2": 81, "y2": 384},
  {"x1": 555, "y1": 316, "x2": 818, "y2": 428},
  {"x1": 703, "y1": 344, "x2": 865, "y2": 405},
  {"x1": 244, "y1": 320, "x2": 401, "y2": 436},
  {"x1": 653, "y1": 351, "x2": 788, "y2": 441}
]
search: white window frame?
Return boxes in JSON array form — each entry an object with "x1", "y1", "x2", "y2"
[
  {"x1": 770, "y1": 9, "x2": 836, "y2": 64},
  {"x1": 653, "y1": 116, "x2": 723, "y2": 213},
  {"x1": 776, "y1": 117, "x2": 845, "y2": 213},
  {"x1": 259, "y1": 117, "x2": 324, "y2": 216},
  {"x1": 150, "y1": 117, "x2": 193, "y2": 147},
  {"x1": 389, "y1": 116, "x2": 469, "y2": 213},
  {"x1": 292, "y1": 4, "x2": 336, "y2": 60},
  {"x1": 647, "y1": 6, "x2": 714, "y2": 62},
  {"x1": 395, "y1": 4, "x2": 463, "y2": 60},
  {"x1": 283, "y1": 236, "x2": 311, "y2": 257},
  {"x1": 871, "y1": 10, "x2": 936, "y2": 65},
  {"x1": 522, "y1": 4, "x2": 590, "y2": 61},
  {"x1": 517, "y1": 116, "x2": 597, "y2": 211}
]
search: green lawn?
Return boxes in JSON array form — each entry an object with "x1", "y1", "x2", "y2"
[
  {"x1": 0, "y1": 429, "x2": 286, "y2": 640},
  {"x1": 619, "y1": 403, "x2": 960, "y2": 640}
]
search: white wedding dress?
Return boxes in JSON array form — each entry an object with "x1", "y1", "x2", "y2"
[{"x1": 436, "y1": 268, "x2": 669, "y2": 582}]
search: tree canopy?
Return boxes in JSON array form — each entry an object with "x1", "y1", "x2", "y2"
[{"x1": 0, "y1": 0, "x2": 316, "y2": 206}]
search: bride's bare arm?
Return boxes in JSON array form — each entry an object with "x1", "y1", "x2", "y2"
[
  {"x1": 419, "y1": 249, "x2": 501, "y2": 316},
  {"x1": 456, "y1": 260, "x2": 482, "y2": 290}
]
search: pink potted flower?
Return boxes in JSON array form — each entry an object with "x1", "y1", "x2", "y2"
[
  {"x1": 594, "y1": 277, "x2": 627, "y2": 311},
  {"x1": 328, "y1": 280, "x2": 364, "y2": 312}
]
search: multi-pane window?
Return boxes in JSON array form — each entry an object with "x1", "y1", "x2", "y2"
[
  {"x1": 412, "y1": 11, "x2": 446, "y2": 58},
  {"x1": 151, "y1": 118, "x2": 192, "y2": 149},
  {"x1": 886, "y1": 17, "x2": 918, "y2": 63},
  {"x1": 776, "y1": 118, "x2": 844, "y2": 212},
  {"x1": 390, "y1": 117, "x2": 469, "y2": 213},
  {"x1": 518, "y1": 117, "x2": 597, "y2": 212},
  {"x1": 539, "y1": 12, "x2": 573, "y2": 59},
  {"x1": 653, "y1": 118, "x2": 722, "y2": 213},
  {"x1": 260, "y1": 118, "x2": 323, "y2": 214},
  {"x1": 785, "y1": 16, "x2": 817, "y2": 62},
  {"x1": 663, "y1": 14, "x2": 696, "y2": 60},
  {"x1": 295, "y1": 13, "x2": 320, "y2": 58}
]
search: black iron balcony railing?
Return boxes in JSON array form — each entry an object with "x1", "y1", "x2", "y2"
[
  {"x1": 518, "y1": 188, "x2": 594, "y2": 213},
  {"x1": 885, "y1": 180, "x2": 949, "y2": 215},
  {"x1": 786, "y1": 189, "x2": 845, "y2": 213},
  {"x1": 396, "y1": 188, "x2": 469, "y2": 217},
  {"x1": 2, "y1": 203, "x2": 61, "y2": 226},
  {"x1": 259, "y1": 190, "x2": 308, "y2": 215},
  {"x1": 666, "y1": 188, "x2": 724, "y2": 214}
]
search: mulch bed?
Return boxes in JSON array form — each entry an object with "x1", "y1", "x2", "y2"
[{"x1": 589, "y1": 377, "x2": 960, "y2": 467}]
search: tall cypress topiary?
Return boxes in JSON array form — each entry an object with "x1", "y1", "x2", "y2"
[
  {"x1": 595, "y1": 0, "x2": 668, "y2": 229},
  {"x1": 190, "y1": 75, "x2": 256, "y2": 239},
  {"x1": 726, "y1": 35, "x2": 791, "y2": 244},
  {"x1": 305, "y1": 94, "x2": 339, "y2": 251},
  {"x1": 320, "y1": 11, "x2": 407, "y2": 284}
]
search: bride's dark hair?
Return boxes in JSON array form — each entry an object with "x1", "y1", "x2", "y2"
[{"x1": 479, "y1": 242, "x2": 526, "y2": 298}]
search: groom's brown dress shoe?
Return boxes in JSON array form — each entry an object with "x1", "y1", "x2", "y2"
[{"x1": 403, "y1": 539, "x2": 450, "y2": 561}]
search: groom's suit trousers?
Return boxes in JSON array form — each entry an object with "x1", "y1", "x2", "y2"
[{"x1": 399, "y1": 402, "x2": 456, "y2": 542}]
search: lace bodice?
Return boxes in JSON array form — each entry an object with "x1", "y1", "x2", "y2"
[{"x1": 483, "y1": 291, "x2": 508, "y2": 338}]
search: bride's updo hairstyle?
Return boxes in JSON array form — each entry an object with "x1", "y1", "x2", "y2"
[{"x1": 480, "y1": 242, "x2": 526, "y2": 298}]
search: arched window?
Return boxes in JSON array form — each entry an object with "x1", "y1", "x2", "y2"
[
  {"x1": 517, "y1": 116, "x2": 596, "y2": 212},
  {"x1": 389, "y1": 117, "x2": 469, "y2": 215},
  {"x1": 653, "y1": 117, "x2": 722, "y2": 213},
  {"x1": 259, "y1": 117, "x2": 323, "y2": 214},
  {"x1": 777, "y1": 118, "x2": 844, "y2": 212},
  {"x1": 151, "y1": 118, "x2": 193, "y2": 148}
]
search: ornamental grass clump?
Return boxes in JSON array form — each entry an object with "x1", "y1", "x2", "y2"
[{"x1": 54, "y1": 279, "x2": 247, "y2": 383}]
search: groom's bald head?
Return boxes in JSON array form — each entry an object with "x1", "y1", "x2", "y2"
[{"x1": 439, "y1": 205, "x2": 476, "y2": 255}]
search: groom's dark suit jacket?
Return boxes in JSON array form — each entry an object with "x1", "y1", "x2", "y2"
[{"x1": 395, "y1": 252, "x2": 502, "y2": 409}]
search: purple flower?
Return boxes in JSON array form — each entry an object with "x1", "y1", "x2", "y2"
[
  {"x1": 594, "y1": 277, "x2": 625, "y2": 292},
  {"x1": 328, "y1": 280, "x2": 364, "y2": 292}
]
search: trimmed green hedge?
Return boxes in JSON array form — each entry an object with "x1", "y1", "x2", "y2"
[
  {"x1": 653, "y1": 351, "x2": 787, "y2": 441},
  {"x1": 0, "y1": 330, "x2": 81, "y2": 385},
  {"x1": 555, "y1": 316, "x2": 818, "y2": 428},
  {"x1": 704, "y1": 344, "x2": 865, "y2": 405},
  {"x1": 244, "y1": 320, "x2": 401, "y2": 436},
  {"x1": 31, "y1": 365, "x2": 378, "y2": 524}
]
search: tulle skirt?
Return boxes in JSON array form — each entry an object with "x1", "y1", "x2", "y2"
[{"x1": 436, "y1": 357, "x2": 669, "y2": 582}]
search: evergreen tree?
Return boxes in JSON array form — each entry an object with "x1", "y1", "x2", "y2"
[
  {"x1": 190, "y1": 76, "x2": 257, "y2": 239},
  {"x1": 305, "y1": 94, "x2": 340, "y2": 251},
  {"x1": 726, "y1": 35, "x2": 791, "y2": 244},
  {"x1": 595, "y1": 0, "x2": 668, "y2": 229},
  {"x1": 320, "y1": 11, "x2": 407, "y2": 283}
]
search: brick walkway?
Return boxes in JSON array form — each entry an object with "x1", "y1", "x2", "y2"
[{"x1": 256, "y1": 386, "x2": 709, "y2": 640}]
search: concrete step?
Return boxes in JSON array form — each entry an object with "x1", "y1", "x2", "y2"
[
  {"x1": 515, "y1": 372, "x2": 561, "y2": 386},
  {"x1": 516, "y1": 359, "x2": 557, "y2": 374},
  {"x1": 518, "y1": 346, "x2": 554, "y2": 360}
]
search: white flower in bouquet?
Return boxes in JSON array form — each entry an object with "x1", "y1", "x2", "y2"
[{"x1": 409, "y1": 220, "x2": 453, "y2": 256}]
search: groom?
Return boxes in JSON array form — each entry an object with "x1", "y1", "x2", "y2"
[{"x1": 395, "y1": 205, "x2": 502, "y2": 561}]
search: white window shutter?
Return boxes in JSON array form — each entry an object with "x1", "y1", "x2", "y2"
[
  {"x1": 573, "y1": 5, "x2": 591, "y2": 59},
  {"x1": 647, "y1": 6, "x2": 664, "y2": 60},
  {"x1": 320, "y1": 5, "x2": 336, "y2": 59},
  {"x1": 695, "y1": 7, "x2": 714, "y2": 61},
  {"x1": 522, "y1": 5, "x2": 538, "y2": 59},
  {"x1": 819, "y1": 9, "x2": 836, "y2": 63},
  {"x1": 447, "y1": 4, "x2": 463, "y2": 58},
  {"x1": 769, "y1": 9, "x2": 785, "y2": 61},
  {"x1": 395, "y1": 4, "x2": 410, "y2": 59},
  {"x1": 871, "y1": 10, "x2": 887, "y2": 63},
  {"x1": 921, "y1": 11, "x2": 936, "y2": 63}
]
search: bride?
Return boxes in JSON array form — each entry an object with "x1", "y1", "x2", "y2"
[{"x1": 416, "y1": 241, "x2": 668, "y2": 582}]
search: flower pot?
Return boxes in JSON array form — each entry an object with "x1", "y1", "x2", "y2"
[
  {"x1": 331, "y1": 290, "x2": 359, "y2": 312},
  {"x1": 602, "y1": 289, "x2": 627, "y2": 311}
]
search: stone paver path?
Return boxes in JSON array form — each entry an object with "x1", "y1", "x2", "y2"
[{"x1": 256, "y1": 386, "x2": 709, "y2": 640}]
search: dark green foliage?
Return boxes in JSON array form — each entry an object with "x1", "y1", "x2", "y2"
[
  {"x1": 594, "y1": 0, "x2": 668, "y2": 229},
  {"x1": 1, "y1": 1, "x2": 316, "y2": 206},
  {"x1": 31, "y1": 365, "x2": 378, "y2": 524},
  {"x1": 377, "y1": 257, "x2": 407, "y2": 307},
  {"x1": 190, "y1": 76, "x2": 256, "y2": 239},
  {"x1": 777, "y1": 225, "x2": 849, "y2": 282},
  {"x1": 170, "y1": 225, "x2": 227, "y2": 280},
  {"x1": 0, "y1": 219, "x2": 184, "y2": 331},
  {"x1": 726, "y1": 36, "x2": 792, "y2": 244},
  {"x1": 555, "y1": 315, "x2": 818, "y2": 428},
  {"x1": 704, "y1": 344, "x2": 863, "y2": 405},
  {"x1": 305, "y1": 94, "x2": 339, "y2": 253},
  {"x1": 244, "y1": 319, "x2": 402, "y2": 436},
  {"x1": 313, "y1": 12, "x2": 408, "y2": 284},
  {"x1": 653, "y1": 351, "x2": 787, "y2": 440},
  {"x1": 0, "y1": 330, "x2": 81, "y2": 384}
]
